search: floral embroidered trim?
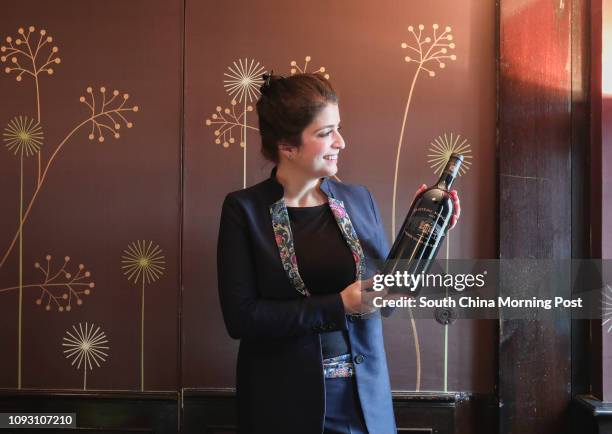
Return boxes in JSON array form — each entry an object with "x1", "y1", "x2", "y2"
[
  {"x1": 323, "y1": 353, "x2": 355, "y2": 379},
  {"x1": 328, "y1": 198, "x2": 366, "y2": 281},
  {"x1": 270, "y1": 199, "x2": 310, "y2": 296}
]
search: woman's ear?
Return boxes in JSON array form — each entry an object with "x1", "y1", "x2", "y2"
[{"x1": 278, "y1": 142, "x2": 295, "y2": 160}]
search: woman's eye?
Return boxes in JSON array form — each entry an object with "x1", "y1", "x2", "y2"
[{"x1": 319, "y1": 127, "x2": 341, "y2": 137}]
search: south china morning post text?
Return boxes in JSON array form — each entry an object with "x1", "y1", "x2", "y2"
[{"x1": 371, "y1": 293, "x2": 584, "y2": 310}]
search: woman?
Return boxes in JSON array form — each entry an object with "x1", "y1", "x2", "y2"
[{"x1": 217, "y1": 72, "x2": 459, "y2": 434}]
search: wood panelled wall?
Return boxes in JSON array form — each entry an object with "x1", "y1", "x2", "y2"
[{"x1": 498, "y1": 0, "x2": 594, "y2": 434}]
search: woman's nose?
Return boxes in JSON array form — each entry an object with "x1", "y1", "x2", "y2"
[{"x1": 333, "y1": 132, "x2": 346, "y2": 149}]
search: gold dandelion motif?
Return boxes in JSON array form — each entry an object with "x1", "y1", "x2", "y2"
[
  {"x1": 121, "y1": 239, "x2": 165, "y2": 391},
  {"x1": 3, "y1": 116, "x2": 43, "y2": 157},
  {"x1": 62, "y1": 322, "x2": 109, "y2": 390},
  {"x1": 29, "y1": 253, "x2": 95, "y2": 312},
  {"x1": 207, "y1": 58, "x2": 266, "y2": 189},
  {"x1": 401, "y1": 24, "x2": 457, "y2": 78},
  {"x1": 1, "y1": 27, "x2": 61, "y2": 124},
  {"x1": 205, "y1": 101, "x2": 256, "y2": 150},
  {"x1": 428, "y1": 133, "x2": 473, "y2": 176},
  {"x1": 289, "y1": 55, "x2": 330, "y2": 79},
  {"x1": 121, "y1": 240, "x2": 165, "y2": 285},
  {"x1": 80, "y1": 86, "x2": 138, "y2": 143},
  {"x1": 1, "y1": 26, "x2": 61, "y2": 84},
  {"x1": 223, "y1": 58, "x2": 265, "y2": 103}
]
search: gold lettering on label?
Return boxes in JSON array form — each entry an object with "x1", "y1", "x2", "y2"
[{"x1": 418, "y1": 221, "x2": 432, "y2": 235}]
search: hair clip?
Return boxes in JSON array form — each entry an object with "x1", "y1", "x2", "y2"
[
  {"x1": 263, "y1": 70, "x2": 274, "y2": 87},
  {"x1": 260, "y1": 70, "x2": 278, "y2": 96}
]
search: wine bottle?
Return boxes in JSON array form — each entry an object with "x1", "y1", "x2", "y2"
[{"x1": 383, "y1": 154, "x2": 463, "y2": 294}]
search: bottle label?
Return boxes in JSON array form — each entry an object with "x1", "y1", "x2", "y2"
[{"x1": 404, "y1": 208, "x2": 444, "y2": 247}]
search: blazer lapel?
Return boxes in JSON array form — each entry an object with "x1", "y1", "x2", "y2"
[
  {"x1": 327, "y1": 198, "x2": 366, "y2": 281},
  {"x1": 269, "y1": 195, "x2": 366, "y2": 297},
  {"x1": 270, "y1": 198, "x2": 310, "y2": 296}
]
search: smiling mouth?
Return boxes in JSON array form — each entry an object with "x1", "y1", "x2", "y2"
[{"x1": 323, "y1": 155, "x2": 338, "y2": 160}]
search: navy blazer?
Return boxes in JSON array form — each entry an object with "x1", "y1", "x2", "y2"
[{"x1": 217, "y1": 168, "x2": 396, "y2": 434}]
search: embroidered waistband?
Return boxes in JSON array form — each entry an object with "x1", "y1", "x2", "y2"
[{"x1": 323, "y1": 353, "x2": 354, "y2": 379}]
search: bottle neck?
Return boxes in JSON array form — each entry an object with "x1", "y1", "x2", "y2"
[
  {"x1": 436, "y1": 171, "x2": 456, "y2": 190},
  {"x1": 435, "y1": 157, "x2": 462, "y2": 190}
]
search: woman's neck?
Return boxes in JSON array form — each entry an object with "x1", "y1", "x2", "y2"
[{"x1": 275, "y1": 164, "x2": 328, "y2": 207}]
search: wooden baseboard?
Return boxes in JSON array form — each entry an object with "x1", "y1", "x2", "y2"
[{"x1": 0, "y1": 388, "x2": 496, "y2": 434}]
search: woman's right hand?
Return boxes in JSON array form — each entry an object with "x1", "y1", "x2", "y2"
[{"x1": 340, "y1": 279, "x2": 376, "y2": 315}]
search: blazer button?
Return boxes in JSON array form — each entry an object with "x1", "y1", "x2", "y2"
[{"x1": 354, "y1": 354, "x2": 365, "y2": 364}]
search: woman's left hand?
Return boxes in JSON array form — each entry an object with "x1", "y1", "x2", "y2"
[
  {"x1": 414, "y1": 184, "x2": 461, "y2": 230},
  {"x1": 449, "y1": 190, "x2": 460, "y2": 229}
]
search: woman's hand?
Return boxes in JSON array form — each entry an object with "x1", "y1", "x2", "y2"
[
  {"x1": 414, "y1": 183, "x2": 428, "y2": 198},
  {"x1": 340, "y1": 279, "x2": 376, "y2": 315},
  {"x1": 414, "y1": 184, "x2": 461, "y2": 230},
  {"x1": 449, "y1": 190, "x2": 460, "y2": 229}
]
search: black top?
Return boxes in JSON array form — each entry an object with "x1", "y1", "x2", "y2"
[{"x1": 287, "y1": 203, "x2": 356, "y2": 358}]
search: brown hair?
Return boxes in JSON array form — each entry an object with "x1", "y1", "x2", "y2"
[{"x1": 256, "y1": 72, "x2": 338, "y2": 163}]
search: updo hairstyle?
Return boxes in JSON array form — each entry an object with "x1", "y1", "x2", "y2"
[{"x1": 256, "y1": 72, "x2": 338, "y2": 163}]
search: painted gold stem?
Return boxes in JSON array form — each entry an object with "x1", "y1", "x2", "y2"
[
  {"x1": 140, "y1": 279, "x2": 145, "y2": 391},
  {"x1": 35, "y1": 74, "x2": 42, "y2": 186},
  {"x1": 407, "y1": 304, "x2": 421, "y2": 391},
  {"x1": 444, "y1": 235, "x2": 450, "y2": 392},
  {"x1": 391, "y1": 66, "x2": 423, "y2": 391},
  {"x1": 243, "y1": 100, "x2": 247, "y2": 189},
  {"x1": 391, "y1": 67, "x2": 422, "y2": 237},
  {"x1": 0, "y1": 282, "x2": 90, "y2": 293},
  {"x1": 17, "y1": 153, "x2": 23, "y2": 389}
]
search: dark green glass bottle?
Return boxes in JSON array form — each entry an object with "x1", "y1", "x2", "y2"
[{"x1": 384, "y1": 154, "x2": 463, "y2": 294}]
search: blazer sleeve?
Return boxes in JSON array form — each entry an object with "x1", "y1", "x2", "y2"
[
  {"x1": 366, "y1": 188, "x2": 390, "y2": 260},
  {"x1": 217, "y1": 194, "x2": 349, "y2": 340}
]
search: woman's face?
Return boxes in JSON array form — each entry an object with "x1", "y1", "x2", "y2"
[{"x1": 282, "y1": 102, "x2": 345, "y2": 178}]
